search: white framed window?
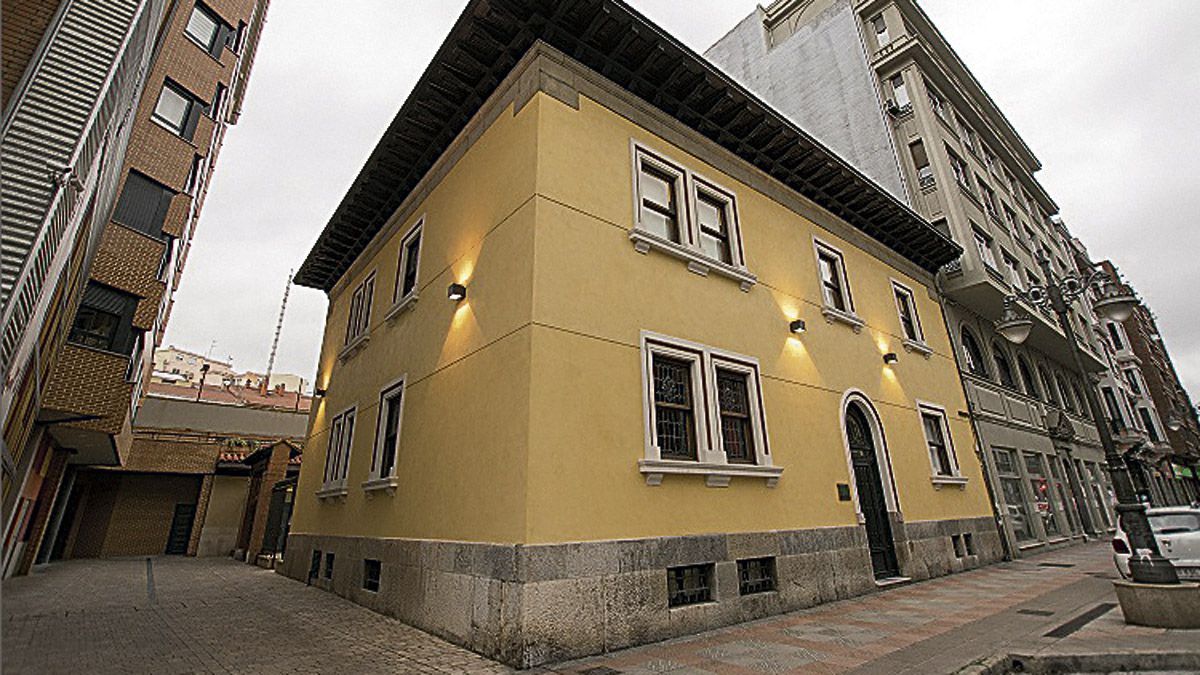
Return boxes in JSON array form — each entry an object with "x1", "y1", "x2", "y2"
[
  {"x1": 957, "y1": 116, "x2": 979, "y2": 154},
  {"x1": 918, "y1": 404, "x2": 964, "y2": 483},
  {"x1": 909, "y1": 139, "x2": 933, "y2": 188},
  {"x1": 639, "y1": 332, "x2": 780, "y2": 487},
  {"x1": 319, "y1": 406, "x2": 357, "y2": 497},
  {"x1": 979, "y1": 178, "x2": 1000, "y2": 219},
  {"x1": 1002, "y1": 252, "x2": 1023, "y2": 291},
  {"x1": 925, "y1": 81, "x2": 951, "y2": 124},
  {"x1": 814, "y1": 240, "x2": 862, "y2": 330},
  {"x1": 947, "y1": 147, "x2": 972, "y2": 193},
  {"x1": 365, "y1": 379, "x2": 405, "y2": 491},
  {"x1": 634, "y1": 149, "x2": 686, "y2": 244},
  {"x1": 891, "y1": 281, "x2": 926, "y2": 347},
  {"x1": 343, "y1": 272, "x2": 375, "y2": 353},
  {"x1": 630, "y1": 143, "x2": 755, "y2": 290},
  {"x1": 1123, "y1": 367, "x2": 1143, "y2": 396},
  {"x1": 693, "y1": 180, "x2": 741, "y2": 266},
  {"x1": 890, "y1": 74, "x2": 910, "y2": 112},
  {"x1": 972, "y1": 226, "x2": 997, "y2": 270},
  {"x1": 388, "y1": 220, "x2": 423, "y2": 318},
  {"x1": 870, "y1": 14, "x2": 890, "y2": 47}
]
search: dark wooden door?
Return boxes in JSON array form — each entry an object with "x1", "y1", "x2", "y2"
[
  {"x1": 847, "y1": 405, "x2": 900, "y2": 579},
  {"x1": 165, "y1": 503, "x2": 196, "y2": 555}
]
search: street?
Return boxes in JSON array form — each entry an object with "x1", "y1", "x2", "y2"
[{"x1": 3, "y1": 543, "x2": 1197, "y2": 674}]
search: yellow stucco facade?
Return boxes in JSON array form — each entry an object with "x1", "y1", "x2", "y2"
[{"x1": 291, "y1": 77, "x2": 993, "y2": 547}]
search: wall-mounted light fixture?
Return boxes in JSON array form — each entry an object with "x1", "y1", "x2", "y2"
[
  {"x1": 313, "y1": 387, "x2": 327, "y2": 398},
  {"x1": 789, "y1": 319, "x2": 807, "y2": 334},
  {"x1": 882, "y1": 352, "x2": 898, "y2": 365},
  {"x1": 447, "y1": 283, "x2": 467, "y2": 302}
]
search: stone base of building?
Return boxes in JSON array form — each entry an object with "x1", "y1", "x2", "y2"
[{"x1": 280, "y1": 516, "x2": 1001, "y2": 668}]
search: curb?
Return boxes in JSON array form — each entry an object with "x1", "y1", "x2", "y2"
[{"x1": 956, "y1": 651, "x2": 1200, "y2": 674}]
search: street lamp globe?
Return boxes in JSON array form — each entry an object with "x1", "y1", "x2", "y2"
[
  {"x1": 1167, "y1": 415, "x2": 1184, "y2": 432},
  {"x1": 996, "y1": 303, "x2": 1034, "y2": 345},
  {"x1": 1093, "y1": 286, "x2": 1138, "y2": 323}
]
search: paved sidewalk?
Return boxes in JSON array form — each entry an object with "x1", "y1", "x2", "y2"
[
  {"x1": 3, "y1": 544, "x2": 1196, "y2": 674},
  {"x1": 2, "y1": 556, "x2": 510, "y2": 674},
  {"x1": 551, "y1": 543, "x2": 1200, "y2": 674}
]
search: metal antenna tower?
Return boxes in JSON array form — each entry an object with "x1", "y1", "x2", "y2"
[{"x1": 264, "y1": 270, "x2": 292, "y2": 393}]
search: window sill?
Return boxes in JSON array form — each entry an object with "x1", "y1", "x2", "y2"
[
  {"x1": 338, "y1": 333, "x2": 370, "y2": 361},
  {"x1": 362, "y1": 476, "x2": 399, "y2": 494},
  {"x1": 629, "y1": 229, "x2": 756, "y2": 292},
  {"x1": 902, "y1": 339, "x2": 933, "y2": 358},
  {"x1": 638, "y1": 458, "x2": 782, "y2": 488},
  {"x1": 384, "y1": 292, "x2": 419, "y2": 322},
  {"x1": 821, "y1": 306, "x2": 865, "y2": 333},
  {"x1": 316, "y1": 484, "x2": 348, "y2": 499},
  {"x1": 931, "y1": 475, "x2": 969, "y2": 489}
]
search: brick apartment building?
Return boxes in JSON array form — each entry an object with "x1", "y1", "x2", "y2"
[
  {"x1": 2, "y1": 0, "x2": 271, "y2": 578},
  {"x1": 45, "y1": 384, "x2": 308, "y2": 565},
  {"x1": 1099, "y1": 261, "x2": 1200, "y2": 504}
]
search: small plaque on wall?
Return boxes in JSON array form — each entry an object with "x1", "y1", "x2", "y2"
[{"x1": 836, "y1": 483, "x2": 852, "y2": 501}]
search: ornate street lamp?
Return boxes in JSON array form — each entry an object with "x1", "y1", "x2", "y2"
[
  {"x1": 1167, "y1": 414, "x2": 1184, "y2": 433},
  {"x1": 995, "y1": 249, "x2": 1178, "y2": 584}
]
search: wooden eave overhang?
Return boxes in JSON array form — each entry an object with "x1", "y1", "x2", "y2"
[{"x1": 295, "y1": 0, "x2": 962, "y2": 291}]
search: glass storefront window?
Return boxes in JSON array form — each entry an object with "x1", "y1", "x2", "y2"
[
  {"x1": 995, "y1": 449, "x2": 1035, "y2": 542},
  {"x1": 1025, "y1": 452, "x2": 1060, "y2": 537}
]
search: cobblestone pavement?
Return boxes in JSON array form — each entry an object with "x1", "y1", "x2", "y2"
[
  {"x1": 4, "y1": 544, "x2": 1197, "y2": 674},
  {"x1": 551, "y1": 543, "x2": 1200, "y2": 674},
  {"x1": 2, "y1": 556, "x2": 512, "y2": 674}
]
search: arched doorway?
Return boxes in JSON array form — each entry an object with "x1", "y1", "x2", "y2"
[{"x1": 846, "y1": 403, "x2": 900, "y2": 579}]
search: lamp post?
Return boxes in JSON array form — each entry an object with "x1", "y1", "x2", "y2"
[{"x1": 995, "y1": 249, "x2": 1179, "y2": 584}]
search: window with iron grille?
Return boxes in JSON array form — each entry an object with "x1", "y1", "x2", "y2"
[
  {"x1": 323, "y1": 552, "x2": 334, "y2": 580},
  {"x1": 363, "y1": 559, "x2": 381, "y2": 592},
  {"x1": 737, "y1": 557, "x2": 776, "y2": 595},
  {"x1": 667, "y1": 563, "x2": 713, "y2": 607},
  {"x1": 717, "y1": 369, "x2": 754, "y2": 463},
  {"x1": 642, "y1": 334, "x2": 772, "y2": 474},
  {"x1": 653, "y1": 355, "x2": 696, "y2": 460}
]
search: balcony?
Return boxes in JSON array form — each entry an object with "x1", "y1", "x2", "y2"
[
  {"x1": 942, "y1": 253, "x2": 1107, "y2": 373},
  {"x1": 961, "y1": 373, "x2": 1100, "y2": 445},
  {"x1": 38, "y1": 344, "x2": 137, "y2": 467}
]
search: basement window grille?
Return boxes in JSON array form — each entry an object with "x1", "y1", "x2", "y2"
[
  {"x1": 323, "y1": 552, "x2": 334, "y2": 580},
  {"x1": 667, "y1": 563, "x2": 713, "y2": 607},
  {"x1": 737, "y1": 557, "x2": 776, "y2": 595}
]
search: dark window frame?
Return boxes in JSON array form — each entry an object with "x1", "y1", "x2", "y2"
[
  {"x1": 112, "y1": 170, "x2": 175, "y2": 239},
  {"x1": 152, "y1": 79, "x2": 206, "y2": 141},
  {"x1": 363, "y1": 558, "x2": 381, "y2": 592}
]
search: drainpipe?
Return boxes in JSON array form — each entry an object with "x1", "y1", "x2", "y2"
[{"x1": 934, "y1": 273, "x2": 1014, "y2": 562}]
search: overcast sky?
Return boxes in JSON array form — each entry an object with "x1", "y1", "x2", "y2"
[{"x1": 164, "y1": 0, "x2": 1200, "y2": 399}]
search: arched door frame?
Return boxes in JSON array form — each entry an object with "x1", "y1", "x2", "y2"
[{"x1": 838, "y1": 389, "x2": 903, "y2": 523}]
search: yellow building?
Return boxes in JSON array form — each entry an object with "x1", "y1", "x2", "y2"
[{"x1": 284, "y1": 1, "x2": 1001, "y2": 667}]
